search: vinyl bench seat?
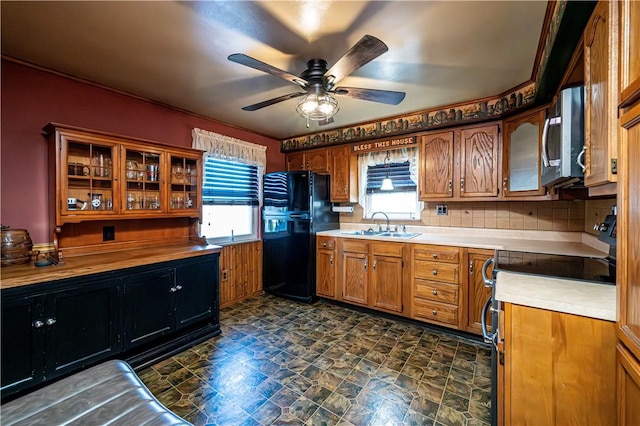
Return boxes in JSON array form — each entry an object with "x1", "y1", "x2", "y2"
[{"x1": 1, "y1": 360, "x2": 191, "y2": 425}]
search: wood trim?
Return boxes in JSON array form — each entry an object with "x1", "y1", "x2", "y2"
[
  {"x1": 620, "y1": 77, "x2": 640, "y2": 109},
  {"x1": 531, "y1": 1, "x2": 560, "y2": 81}
]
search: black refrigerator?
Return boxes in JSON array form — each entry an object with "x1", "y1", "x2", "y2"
[{"x1": 262, "y1": 171, "x2": 339, "y2": 303}]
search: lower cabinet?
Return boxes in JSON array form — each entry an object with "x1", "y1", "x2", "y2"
[
  {"x1": 339, "y1": 239, "x2": 404, "y2": 314},
  {"x1": 465, "y1": 249, "x2": 493, "y2": 334},
  {"x1": 1, "y1": 277, "x2": 120, "y2": 398},
  {"x1": 409, "y1": 244, "x2": 462, "y2": 328},
  {"x1": 316, "y1": 236, "x2": 337, "y2": 299},
  {"x1": 1, "y1": 253, "x2": 219, "y2": 401},
  {"x1": 617, "y1": 344, "x2": 640, "y2": 425},
  {"x1": 500, "y1": 303, "x2": 616, "y2": 425},
  {"x1": 219, "y1": 241, "x2": 262, "y2": 307}
]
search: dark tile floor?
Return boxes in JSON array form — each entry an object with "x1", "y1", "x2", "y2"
[{"x1": 139, "y1": 295, "x2": 492, "y2": 426}]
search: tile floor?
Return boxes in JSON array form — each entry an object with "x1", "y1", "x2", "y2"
[{"x1": 139, "y1": 294, "x2": 492, "y2": 426}]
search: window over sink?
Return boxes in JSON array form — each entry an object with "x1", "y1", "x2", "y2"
[{"x1": 358, "y1": 147, "x2": 422, "y2": 220}]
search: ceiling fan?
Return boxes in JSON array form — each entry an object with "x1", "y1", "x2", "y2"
[{"x1": 228, "y1": 35, "x2": 406, "y2": 126}]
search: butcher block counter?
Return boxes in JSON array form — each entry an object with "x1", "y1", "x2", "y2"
[{"x1": 0, "y1": 243, "x2": 222, "y2": 289}]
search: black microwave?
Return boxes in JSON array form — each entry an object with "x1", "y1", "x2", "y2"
[{"x1": 541, "y1": 86, "x2": 585, "y2": 188}]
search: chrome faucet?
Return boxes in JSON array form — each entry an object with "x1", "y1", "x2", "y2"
[{"x1": 371, "y1": 211, "x2": 390, "y2": 232}]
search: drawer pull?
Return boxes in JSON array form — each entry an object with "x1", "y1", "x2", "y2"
[
  {"x1": 432, "y1": 290, "x2": 438, "y2": 295},
  {"x1": 46, "y1": 318, "x2": 57, "y2": 326},
  {"x1": 33, "y1": 320, "x2": 44, "y2": 329},
  {"x1": 323, "y1": 242, "x2": 327, "y2": 247},
  {"x1": 432, "y1": 310, "x2": 437, "y2": 316},
  {"x1": 432, "y1": 253, "x2": 438, "y2": 259},
  {"x1": 432, "y1": 269, "x2": 438, "y2": 276}
]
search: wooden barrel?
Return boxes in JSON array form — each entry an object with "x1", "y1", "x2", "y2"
[{"x1": 1, "y1": 228, "x2": 33, "y2": 266}]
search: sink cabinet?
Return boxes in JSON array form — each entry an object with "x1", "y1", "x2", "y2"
[
  {"x1": 338, "y1": 239, "x2": 404, "y2": 314},
  {"x1": 0, "y1": 253, "x2": 219, "y2": 401}
]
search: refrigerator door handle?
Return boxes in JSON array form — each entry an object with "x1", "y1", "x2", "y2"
[{"x1": 289, "y1": 214, "x2": 310, "y2": 219}]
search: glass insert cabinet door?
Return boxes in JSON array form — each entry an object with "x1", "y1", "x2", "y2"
[
  {"x1": 169, "y1": 155, "x2": 199, "y2": 212},
  {"x1": 123, "y1": 147, "x2": 164, "y2": 212},
  {"x1": 62, "y1": 136, "x2": 116, "y2": 215}
]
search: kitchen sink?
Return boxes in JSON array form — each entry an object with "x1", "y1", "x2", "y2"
[
  {"x1": 377, "y1": 232, "x2": 421, "y2": 238},
  {"x1": 340, "y1": 229, "x2": 380, "y2": 236}
]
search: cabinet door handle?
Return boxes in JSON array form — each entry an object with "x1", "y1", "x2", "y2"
[
  {"x1": 503, "y1": 177, "x2": 508, "y2": 192},
  {"x1": 432, "y1": 269, "x2": 438, "y2": 276},
  {"x1": 364, "y1": 260, "x2": 368, "y2": 271},
  {"x1": 469, "y1": 260, "x2": 474, "y2": 274},
  {"x1": 176, "y1": 285, "x2": 183, "y2": 291},
  {"x1": 373, "y1": 260, "x2": 377, "y2": 271},
  {"x1": 45, "y1": 318, "x2": 57, "y2": 326},
  {"x1": 432, "y1": 310, "x2": 438, "y2": 316},
  {"x1": 448, "y1": 180, "x2": 452, "y2": 193},
  {"x1": 330, "y1": 255, "x2": 333, "y2": 265},
  {"x1": 432, "y1": 253, "x2": 438, "y2": 259},
  {"x1": 460, "y1": 178, "x2": 465, "y2": 192},
  {"x1": 169, "y1": 286, "x2": 177, "y2": 293},
  {"x1": 322, "y1": 242, "x2": 327, "y2": 247},
  {"x1": 33, "y1": 320, "x2": 44, "y2": 329}
]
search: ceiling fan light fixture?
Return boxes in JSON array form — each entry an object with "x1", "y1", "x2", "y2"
[{"x1": 296, "y1": 92, "x2": 339, "y2": 121}]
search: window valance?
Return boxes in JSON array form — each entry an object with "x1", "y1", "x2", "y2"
[{"x1": 191, "y1": 128, "x2": 267, "y2": 168}]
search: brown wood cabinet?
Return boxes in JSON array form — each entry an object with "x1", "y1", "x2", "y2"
[
  {"x1": 618, "y1": 39, "x2": 640, "y2": 423},
  {"x1": 460, "y1": 124, "x2": 500, "y2": 197},
  {"x1": 419, "y1": 123, "x2": 501, "y2": 200},
  {"x1": 420, "y1": 131, "x2": 454, "y2": 198},
  {"x1": 219, "y1": 241, "x2": 262, "y2": 308},
  {"x1": 465, "y1": 249, "x2": 493, "y2": 334},
  {"x1": 285, "y1": 148, "x2": 330, "y2": 173},
  {"x1": 501, "y1": 303, "x2": 616, "y2": 425},
  {"x1": 329, "y1": 145, "x2": 358, "y2": 203},
  {"x1": 316, "y1": 236, "x2": 337, "y2": 299},
  {"x1": 409, "y1": 244, "x2": 462, "y2": 328},
  {"x1": 501, "y1": 106, "x2": 547, "y2": 198},
  {"x1": 584, "y1": 0, "x2": 620, "y2": 191},
  {"x1": 339, "y1": 239, "x2": 404, "y2": 314}
]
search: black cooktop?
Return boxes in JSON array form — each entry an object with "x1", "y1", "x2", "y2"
[{"x1": 494, "y1": 250, "x2": 616, "y2": 284}]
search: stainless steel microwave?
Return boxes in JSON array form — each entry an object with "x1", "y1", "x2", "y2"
[{"x1": 541, "y1": 86, "x2": 585, "y2": 187}]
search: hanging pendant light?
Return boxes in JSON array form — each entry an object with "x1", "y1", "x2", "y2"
[{"x1": 380, "y1": 151, "x2": 394, "y2": 191}]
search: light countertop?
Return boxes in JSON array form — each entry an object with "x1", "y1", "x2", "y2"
[
  {"x1": 317, "y1": 226, "x2": 608, "y2": 257},
  {"x1": 495, "y1": 270, "x2": 616, "y2": 321}
]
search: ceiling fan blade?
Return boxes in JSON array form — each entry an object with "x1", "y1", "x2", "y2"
[
  {"x1": 228, "y1": 53, "x2": 308, "y2": 88},
  {"x1": 241, "y1": 92, "x2": 306, "y2": 111},
  {"x1": 334, "y1": 87, "x2": 406, "y2": 105},
  {"x1": 324, "y1": 35, "x2": 389, "y2": 88}
]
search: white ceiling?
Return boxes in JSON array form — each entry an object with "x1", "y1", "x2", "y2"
[{"x1": 1, "y1": 1, "x2": 548, "y2": 140}]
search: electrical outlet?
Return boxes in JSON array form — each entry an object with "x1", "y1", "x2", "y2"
[
  {"x1": 436, "y1": 204, "x2": 448, "y2": 216},
  {"x1": 222, "y1": 269, "x2": 228, "y2": 281},
  {"x1": 102, "y1": 225, "x2": 115, "y2": 241}
]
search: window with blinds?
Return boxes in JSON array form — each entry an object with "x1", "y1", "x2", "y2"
[
  {"x1": 202, "y1": 157, "x2": 259, "y2": 205},
  {"x1": 366, "y1": 161, "x2": 417, "y2": 193},
  {"x1": 200, "y1": 157, "x2": 260, "y2": 242}
]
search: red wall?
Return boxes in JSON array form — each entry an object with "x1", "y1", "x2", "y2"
[{"x1": 1, "y1": 59, "x2": 285, "y2": 243}]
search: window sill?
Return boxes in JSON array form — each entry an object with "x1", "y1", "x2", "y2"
[{"x1": 207, "y1": 237, "x2": 261, "y2": 247}]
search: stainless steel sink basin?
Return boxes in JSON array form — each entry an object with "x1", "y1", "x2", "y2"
[
  {"x1": 340, "y1": 230, "x2": 381, "y2": 236},
  {"x1": 377, "y1": 232, "x2": 421, "y2": 238}
]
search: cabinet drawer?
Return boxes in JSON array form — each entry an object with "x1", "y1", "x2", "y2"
[
  {"x1": 413, "y1": 299, "x2": 458, "y2": 326},
  {"x1": 414, "y1": 246, "x2": 459, "y2": 263},
  {"x1": 414, "y1": 260, "x2": 459, "y2": 283},
  {"x1": 371, "y1": 242, "x2": 403, "y2": 257},
  {"x1": 317, "y1": 236, "x2": 336, "y2": 250},
  {"x1": 415, "y1": 280, "x2": 459, "y2": 304},
  {"x1": 342, "y1": 240, "x2": 369, "y2": 253}
]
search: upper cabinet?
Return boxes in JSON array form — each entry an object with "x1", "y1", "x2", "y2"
[
  {"x1": 584, "y1": 0, "x2": 620, "y2": 191},
  {"x1": 285, "y1": 148, "x2": 330, "y2": 173},
  {"x1": 46, "y1": 124, "x2": 203, "y2": 226},
  {"x1": 329, "y1": 145, "x2": 358, "y2": 203},
  {"x1": 502, "y1": 106, "x2": 547, "y2": 197},
  {"x1": 420, "y1": 122, "x2": 501, "y2": 200},
  {"x1": 420, "y1": 131, "x2": 454, "y2": 199},
  {"x1": 460, "y1": 124, "x2": 500, "y2": 197}
]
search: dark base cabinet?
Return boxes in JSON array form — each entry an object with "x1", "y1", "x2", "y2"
[{"x1": 1, "y1": 253, "x2": 220, "y2": 401}]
